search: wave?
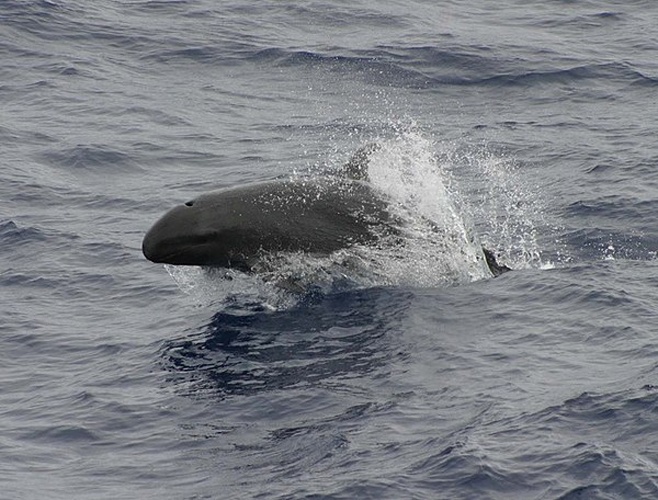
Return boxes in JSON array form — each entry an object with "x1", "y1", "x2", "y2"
[
  {"x1": 43, "y1": 144, "x2": 139, "y2": 171},
  {"x1": 0, "y1": 220, "x2": 46, "y2": 247},
  {"x1": 161, "y1": 286, "x2": 411, "y2": 399},
  {"x1": 566, "y1": 197, "x2": 657, "y2": 222},
  {"x1": 5, "y1": 0, "x2": 655, "y2": 95},
  {"x1": 244, "y1": 46, "x2": 658, "y2": 90},
  {"x1": 475, "y1": 62, "x2": 658, "y2": 89}
]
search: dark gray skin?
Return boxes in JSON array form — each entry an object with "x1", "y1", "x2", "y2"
[
  {"x1": 142, "y1": 146, "x2": 511, "y2": 277},
  {"x1": 142, "y1": 178, "x2": 398, "y2": 270}
]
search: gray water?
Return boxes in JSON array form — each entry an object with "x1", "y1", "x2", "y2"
[{"x1": 2, "y1": 1, "x2": 658, "y2": 498}]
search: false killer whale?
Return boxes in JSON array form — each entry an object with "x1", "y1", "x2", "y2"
[{"x1": 142, "y1": 146, "x2": 511, "y2": 277}]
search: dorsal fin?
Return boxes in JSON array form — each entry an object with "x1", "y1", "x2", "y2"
[
  {"x1": 340, "y1": 143, "x2": 381, "y2": 181},
  {"x1": 482, "y1": 247, "x2": 512, "y2": 277}
]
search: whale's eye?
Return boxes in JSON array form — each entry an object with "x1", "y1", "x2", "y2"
[{"x1": 185, "y1": 200, "x2": 194, "y2": 207}]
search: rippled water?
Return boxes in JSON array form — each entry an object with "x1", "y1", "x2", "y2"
[{"x1": 2, "y1": 1, "x2": 658, "y2": 498}]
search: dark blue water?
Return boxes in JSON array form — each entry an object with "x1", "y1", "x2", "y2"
[{"x1": 2, "y1": 1, "x2": 658, "y2": 498}]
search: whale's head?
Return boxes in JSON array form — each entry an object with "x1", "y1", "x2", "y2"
[
  {"x1": 143, "y1": 200, "x2": 216, "y2": 266},
  {"x1": 142, "y1": 195, "x2": 258, "y2": 270}
]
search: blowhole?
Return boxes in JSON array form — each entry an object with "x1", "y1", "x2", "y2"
[{"x1": 185, "y1": 200, "x2": 194, "y2": 207}]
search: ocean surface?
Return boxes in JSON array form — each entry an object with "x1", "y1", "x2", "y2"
[{"x1": 2, "y1": 1, "x2": 658, "y2": 498}]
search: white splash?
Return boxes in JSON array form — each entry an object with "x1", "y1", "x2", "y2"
[
  {"x1": 364, "y1": 130, "x2": 491, "y2": 286},
  {"x1": 164, "y1": 264, "x2": 294, "y2": 309},
  {"x1": 435, "y1": 140, "x2": 549, "y2": 269}
]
